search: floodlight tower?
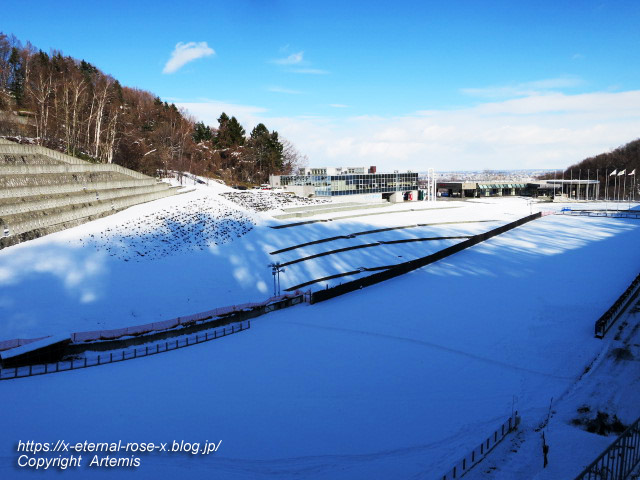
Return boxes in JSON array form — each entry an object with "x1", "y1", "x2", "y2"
[{"x1": 269, "y1": 262, "x2": 286, "y2": 296}]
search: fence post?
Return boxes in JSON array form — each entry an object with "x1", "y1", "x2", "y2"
[
  {"x1": 97, "y1": 355, "x2": 100, "y2": 365},
  {"x1": 56, "y1": 362, "x2": 59, "y2": 372},
  {"x1": 110, "y1": 353, "x2": 113, "y2": 362},
  {"x1": 146, "y1": 346, "x2": 149, "y2": 355},
  {"x1": 186, "y1": 337, "x2": 189, "y2": 346},
  {"x1": 84, "y1": 358, "x2": 87, "y2": 368},
  {"x1": 214, "y1": 330, "x2": 217, "y2": 339},
  {"x1": 134, "y1": 349, "x2": 137, "y2": 358}
]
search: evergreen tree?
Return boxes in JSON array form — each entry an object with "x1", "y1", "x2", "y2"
[
  {"x1": 193, "y1": 121, "x2": 212, "y2": 142},
  {"x1": 8, "y1": 47, "x2": 24, "y2": 106},
  {"x1": 248, "y1": 123, "x2": 284, "y2": 180},
  {"x1": 216, "y1": 112, "x2": 245, "y2": 148}
]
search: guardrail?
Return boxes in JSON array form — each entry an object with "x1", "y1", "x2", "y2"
[
  {"x1": 594, "y1": 272, "x2": 640, "y2": 338},
  {"x1": 438, "y1": 412, "x2": 520, "y2": 480},
  {"x1": 574, "y1": 414, "x2": 640, "y2": 480},
  {"x1": 0, "y1": 321, "x2": 250, "y2": 380}
]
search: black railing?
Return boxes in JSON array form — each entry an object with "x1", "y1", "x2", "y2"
[
  {"x1": 0, "y1": 321, "x2": 250, "y2": 380},
  {"x1": 439, "y1": 412, "x2": 520, "y2": 480},
  {"x1": 595, "y1": 272, "x2": 640, "y2": 338},
  {"x1": 574, "y1": 414, "x2": 640, "y2": 480}
]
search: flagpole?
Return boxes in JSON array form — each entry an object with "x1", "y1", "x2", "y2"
[
  {"x1": 587, "y1": 169, "x2": 590, "y2": 201},
  {"x1": 578, "y1": 169, "x2": 581, "y2": 201},
  {"x1": 570, "y1": 169, "x2": 574, "y2": 201}
]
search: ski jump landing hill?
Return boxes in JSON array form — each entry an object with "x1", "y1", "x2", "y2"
[{"x1": 0, "y1": 139, "x2": 183, "y2": 249}]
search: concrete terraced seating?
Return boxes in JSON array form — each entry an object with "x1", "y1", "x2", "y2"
[{"x1": 0, "y1": 141, "x2": 183, "y2": 248}]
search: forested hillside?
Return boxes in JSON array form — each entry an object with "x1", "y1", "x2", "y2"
[
  {"x1": 0, "y1": 32, "x2": 304, "y2": 183},
  {"x1": 537, "y1": 138, "x2": 640, "y2": 198},
  {"x1": 566, "y1": 138, "x2": 640, "y2": 178}
]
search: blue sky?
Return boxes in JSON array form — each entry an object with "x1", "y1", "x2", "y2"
[{"x1": 3, "y1": 0, "x2": 640, "y2": 170}]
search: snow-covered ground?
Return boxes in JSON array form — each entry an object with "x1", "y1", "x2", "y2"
[
  {"x1": 1, "y1": 186, "x2": 639, "y2": 479},
  {"x1": 0, "y1": 188, "x2": 537, "y2": 339}
]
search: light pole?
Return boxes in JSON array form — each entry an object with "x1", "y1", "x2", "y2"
[{"x1": 268, "y1": 262, "x2": 285, "y2": 296}]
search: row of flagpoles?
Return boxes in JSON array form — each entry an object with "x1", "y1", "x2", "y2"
[
  {"x1": 605, "y1": 168, "x2": 637, "y2": 203},
  {"x1": 552, "y1": 168, "x2": 637, "y2": 202}
]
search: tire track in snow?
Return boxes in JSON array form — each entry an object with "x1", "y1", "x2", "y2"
[{"x1": 283, "y1": 321, "x2": 574, "y2": 381}]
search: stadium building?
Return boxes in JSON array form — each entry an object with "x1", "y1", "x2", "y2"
[{"x1": 270, "y1": 167, "x2": 420, "y2": 202}]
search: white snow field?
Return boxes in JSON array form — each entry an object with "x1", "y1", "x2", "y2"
[
  {"x1": 1, "y1": 184, "x2": 640, "y2": 480},
  {"x1": 0, "y1": 186, "x2": 531, "y2": 340}
]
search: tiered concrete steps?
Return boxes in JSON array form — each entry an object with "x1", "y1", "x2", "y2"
[{"x1": 0, "y1": 142, "x2": 183, "y2": 248}]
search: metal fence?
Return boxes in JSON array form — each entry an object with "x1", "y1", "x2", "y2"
[
  {"x1": 595, "y1": 272, "x2": 640, "y2": 338},
  {"x1": 0, "y1": 321, "x2": 250, "y2": 380},
  {"x1": 574, "y1": 414, "x2": 640, "y2": 480},
  {"x1": 561, "y1": 210, "x2": 640, "y2": 219},
  {"x1": 438, "y1": 412, "x2": 520, "y2": 480}
]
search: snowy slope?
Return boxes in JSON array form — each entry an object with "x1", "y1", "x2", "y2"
[
  {"x1": 1, "y1": 210, "x2": 640, "y2": 479},
  {"x1": 0, "y1": 192, "x2": 535, "y2": 340}
]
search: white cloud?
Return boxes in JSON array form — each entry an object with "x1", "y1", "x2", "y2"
[
  {"x1": 273, "y1": 51, "x2": 304, "y2": 65},
  {"x1": 163, "y1": 42, "x2": 215, "y2": 74},
  {"x1": 461, "y1": 77, "x2": 583, "y2": 99},
  {"x1": 329, "y1": 104, "x2": 349, "y2": 108},
  {"x1": 178, "y1": 90, "x2": 640, "y2": 172}
]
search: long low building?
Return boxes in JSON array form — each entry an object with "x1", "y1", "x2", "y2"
[
  {"x1": 437, "y1": 181, "x2": 531, "y2": 198},
  {"x1": 437, "y1": 180, "x2": 600, "y2": 200},
  {"x1": 270, "y1": 167, "x2": 419, "y2": 202}
]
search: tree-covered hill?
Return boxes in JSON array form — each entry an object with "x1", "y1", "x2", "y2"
[{"x1": 0, "y1": 32, "x2": 305, "y2": 184}]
